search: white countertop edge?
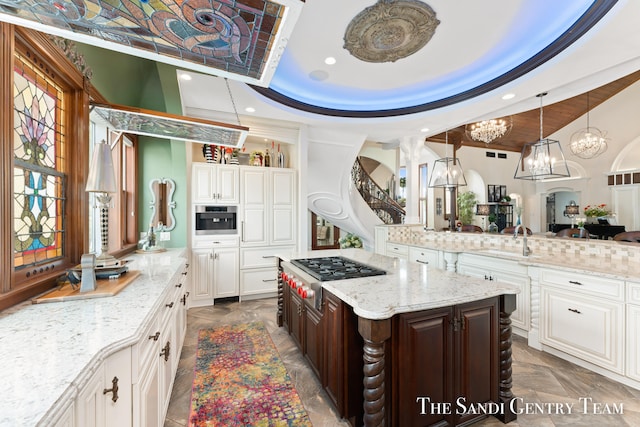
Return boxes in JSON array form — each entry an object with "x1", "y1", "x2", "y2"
[{"x1": 29, "y1": 250, "x2": 188, "y2": 427}]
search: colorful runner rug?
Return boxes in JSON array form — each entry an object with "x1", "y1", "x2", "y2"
[{"x1": 189, "y1": 321, "x2": 313, "y2": 426}]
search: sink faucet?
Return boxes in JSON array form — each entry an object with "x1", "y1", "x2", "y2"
[{"x1": 513, "y1": 224, "x2": 531, "y2": 257}]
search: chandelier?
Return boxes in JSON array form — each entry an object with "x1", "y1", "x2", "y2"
[
  {"x1": 465, "y1": 117, "x2": 512, "y2": 143},
  {"x1": 514, "y1": 93, "x2": 570, "y2": 180},
  {"x1": 428, "y1": 130, "x2": 467, "y2": 188},
  {"x1": 569, "y1": 92, "x2": 608, "y2": 159}
]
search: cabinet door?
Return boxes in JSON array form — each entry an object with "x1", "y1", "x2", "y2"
[
  {"x1": 240, "y1": 168, "x2": 267, "y2": 246},
  {"x1": 394, "y1": 307, "x2": 454, "y2": 427},
  {"x1": 323, "y1": 291, "x2": 343, "y2": 415},
  {"x1": 304, "y1": 304, "x2": 323, "y2": 379},
  {"x1": 289, "y1": 291, "x2": 305, "y2": 351},
  {"x1": 216, "y1": 165, "x2": 239, "y2": 204},
  {"x1": 192, "y1": 164, "x2": 214, "y2": 203},
  {"x1": 627, "y1": 304, "x2": 640, "y2": 381},
  {"x1": 270, "y1": 170, "x2": 296, "y2": 245},
  {"x1": 190, "y1": 249, "x2": 214, "y2": 307},
  {"x1": 213, "y1": 247, "x2": 239, "y2": 298},
  {"x1": 133, "y1": 355, "x2": 160, "y2": 427},
  {"x1": 455, "y1": 298, "x2": 499, "y2": 426},
  {"x1": 540, "y1": 287, "x2": 623, "y2": 373},
  {"x1": 76, "y1": 364, "x2": 106, "y2": 427}
]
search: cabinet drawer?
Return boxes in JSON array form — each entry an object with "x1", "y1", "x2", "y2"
[
  {"x1": 408, "y1": 247, "x2": 439, "y2": 267},
  {"x1": 240, "y1": 267, "x2": 279, "y2": 296},
  {"x1": 191, "y1": 235, "x2": 239, "y2": 248},
  {"x1": 540, "y1": 269, "x2": 624, "y2": 301},
  {"x1": 540, "y1": 287, "x2": 623, "y2": 373},
  {"x1": 240, "y1": 246, "x2": 294, "y2": 269},
  {"x1": 386, "y1": 242, "x2": 408, "y2": 258},
  {"x1": 628, "y1": 281, "x2": 640, "y2": 305}
]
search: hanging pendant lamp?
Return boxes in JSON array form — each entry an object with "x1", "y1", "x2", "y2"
[
  {"x1": 569, "y1": 92, "x2": 609, "y2": 159},
  {"x1": 514, "y1": 93, "x2": 570, "y2": 181},
  {"x1": 428, "y1": 130, "x2": 467, "y2": 188}
]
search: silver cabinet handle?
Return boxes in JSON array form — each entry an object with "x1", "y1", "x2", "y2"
[
  {"x1": 262, "y1": 255, "x2": 276, "y2": 258},
  {"x1": 262, "y1": 279, "x2": 277, "y2": 282},
  {"x1": 416, "y1": 260, "x2": 429, "y2": 264},
  {"x1": 241, "y1": 221, "x2": 245, "y2": 242}
]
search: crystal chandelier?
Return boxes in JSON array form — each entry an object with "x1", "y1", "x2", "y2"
[
  {"x1": 514, "y1": 93, "x2": 570, "y2": 180},
  {"x1": 569, "y1": 92, "x2": 608, "y2": 159},
  {"x1": 465, "y1": 117, "x2": 512, "y2": 143}
]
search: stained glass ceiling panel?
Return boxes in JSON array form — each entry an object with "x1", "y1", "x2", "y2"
[
  {"x1": 0, "y1": 0, "x2": 304, "y2": 86},
  {"x1": 91, "y1": 103, "x2": 249, "y2": 148}
]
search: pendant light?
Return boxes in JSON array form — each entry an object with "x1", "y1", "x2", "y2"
[
  {"x1": 569, "y1": 92, "x2": 609, "y2": 159},
  {"x1": 514, "y1": 93, "x2": 570, "y2": 181},
  {"x1": 429, "y1": 130, "x2": 467, "y2": 231}
]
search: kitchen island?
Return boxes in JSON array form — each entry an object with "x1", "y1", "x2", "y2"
[{"x1": 278, "y1": 248, "x2": 519, "y2": 427}]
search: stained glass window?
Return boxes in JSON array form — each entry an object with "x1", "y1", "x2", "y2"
[{"x1": 13, "y1": 51, "x2": 66, "y2": 270}]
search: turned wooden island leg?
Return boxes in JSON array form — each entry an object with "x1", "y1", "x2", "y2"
[
  {"x1": 496, "y1": 294, "x2": 517, "y2": 423},
  {"x1": 358, "y1": 317, "x2": 391, "y2": 427}
]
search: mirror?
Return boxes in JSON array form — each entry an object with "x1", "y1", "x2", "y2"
[
  {"x1": 311, "y1": 212, "x2": 340, "y2": 250},
  {"x1": 149, "y1": 178, "x2": 176, "y2": 231}
]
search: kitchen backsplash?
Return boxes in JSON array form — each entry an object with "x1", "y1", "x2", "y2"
[{"x1": 386, "y1": 225, "x2": 640, "y2": 263}]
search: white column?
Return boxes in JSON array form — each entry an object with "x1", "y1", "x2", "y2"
[{"x1": 399, "y1": 136, "x2": 425, "y2": 224}]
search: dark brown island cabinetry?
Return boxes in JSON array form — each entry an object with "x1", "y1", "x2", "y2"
[{"x1": 278, "y1": 272, "x2": 516, "y2": 427}]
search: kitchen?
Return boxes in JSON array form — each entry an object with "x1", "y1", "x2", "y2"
[{"x1": 2, "y1": 1, "x2": 640, "y2": 426}]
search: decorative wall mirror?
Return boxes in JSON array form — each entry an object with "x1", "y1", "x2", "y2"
[{"x1": 149, "y1": 178, "x2": 176, "y2": 231}]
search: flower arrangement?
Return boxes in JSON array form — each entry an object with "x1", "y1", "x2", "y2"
[
  {"x1": 339, "y1": 233, "x2": 363, "y2": 249},
  {"x1": 583, "y1": 204, "x2": 611, "y2": 218}
]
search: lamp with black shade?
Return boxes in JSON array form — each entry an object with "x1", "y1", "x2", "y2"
[{"x1": 86, "y1": 140, "x2": 117, "y2": 265}]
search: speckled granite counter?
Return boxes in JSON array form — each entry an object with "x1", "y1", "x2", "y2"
[
  {"x1": 0, "y1": 249, "x2": 187, "y2": 427},
  {"x1": 385, "y1": 231, "x2": 640, "y2": 282},
  {"x1": 280, "y1": 248, "x2": 519, "y2": 320}
]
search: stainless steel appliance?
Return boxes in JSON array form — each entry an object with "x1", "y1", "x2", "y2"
[
  {"x1": 194, "y1": 205, "x2": 237, "y2": 235},
  {"x1": 280, "y1": 256, "x2": 386, "y2": 310}
]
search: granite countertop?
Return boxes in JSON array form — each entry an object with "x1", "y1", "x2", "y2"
[
  {"x1": 0, "y1": 249, "x2": 187, "y2": 427},
  {"x1": 387, "y1": 238, "x2": 640, "y2": 281},
  {"x1": 281, "y1": 248, "x2": 519, "y2": 320}
]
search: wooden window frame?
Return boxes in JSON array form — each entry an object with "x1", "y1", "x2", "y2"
[{"x1": 0, "y1": 24, "x2": 137, "y2": 310}]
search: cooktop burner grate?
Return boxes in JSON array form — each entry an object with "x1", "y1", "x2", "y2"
[{"x1": 290, "y1": 256, "x2": 386, "y2": 282}]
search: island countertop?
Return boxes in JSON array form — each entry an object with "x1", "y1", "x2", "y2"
[{"x1": 281, "y1": 248, "x2": 519, "y2": 320}]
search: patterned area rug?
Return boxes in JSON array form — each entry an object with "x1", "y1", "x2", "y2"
[{"x1": 189, "y1": 321, "x2": 313, "y2": 427}]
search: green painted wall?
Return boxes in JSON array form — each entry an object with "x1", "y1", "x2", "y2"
[{"x1": 76, "y1": 43, "x2": 188, "y2": 248}]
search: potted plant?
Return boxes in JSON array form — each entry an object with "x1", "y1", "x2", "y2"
[{"x1": 456, "y1": 191, "x2": 477, "y2": 225}]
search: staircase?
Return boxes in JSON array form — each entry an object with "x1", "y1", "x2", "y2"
[
  {"x1": 306, "y1": 129, "x2": 404, "y2": 250},
  {"x1": 352, "y1": 157, "x2": 405, "y2": 225}
]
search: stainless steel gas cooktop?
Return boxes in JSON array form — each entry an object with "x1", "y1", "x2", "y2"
[{"x1": 290, "y1": 256, "x2": 386, "y2": 282}]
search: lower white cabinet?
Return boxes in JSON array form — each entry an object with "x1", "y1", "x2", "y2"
[
  {"x1": 191, "y1": 245, "x2": 239, "y2": 305},
  {"x1": 239, "y1": 245, "x2": 294, "y2": 298},
  {"x1": 385, "y1": 242, "x2": 408, "y2": 259},
  {"x1": 457, "y1": 253, "x2": 530, "y2": 333},
  {"x1": 408, "y1": 247, "x2": 441, "y2": 269},
  {"x1": 76, "y1": 347, "x2": 132, "y2": 427},
  {"x1": 540, "y1": 285, "x2": 624, "y2": 374},
  {"x1": 626, "y1": 282, "x2": 640, "y2": 381}
]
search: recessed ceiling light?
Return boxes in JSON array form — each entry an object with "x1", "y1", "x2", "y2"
[
  {"x1": 245, "y1": 107, "x2": 256, "y2": 113},
  {"x1": 420, "y1": 127, "x2": 430, "y2": 133},
  {"x1": 324, "y1": 57, "x2": 336, "y2": 65},
  {"x1": 179, "y1": 73, "x2": 192, "y2": 81},
  {"x1": 502, "y1": 93, "x2": 515, "y2": 100}
]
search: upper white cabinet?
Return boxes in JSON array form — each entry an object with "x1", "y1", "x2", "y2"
[
  {"x1": 192, "y1": 163, "x2": 239, "y2": 204},
  {"x1": 239, "y1": 167, "x2": 296, "y2": 247}
]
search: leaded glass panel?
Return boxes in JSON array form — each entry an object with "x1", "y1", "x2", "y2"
[{"x1": 13, "y1": 53, "x2": 66, "y2": 270}]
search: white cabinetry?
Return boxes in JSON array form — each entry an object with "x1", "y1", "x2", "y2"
[
  {"x1": 238, "y1": 167, "x2": 296, "y2": 298},
  {"x1": 457, "y1": 253, "x2": 530, "y2": 334},
  {"x1": 627, "y1": 281, "x2": 640, "y2": 381},
  {"x1": 191, "y1": 243, "x2": 239, "y2": 306},
  {"x1": 385, "y1": 242, "x2": 408, "y2": 259},
  {"x1": 408, "y1": 247, "x2": 441, "y2": 269},
  {"x1": 76, "y1": 347, "x2": 132, "y2": 427},
  {"x1": 192, "y1": 163, "x2": 239, "y2": 204},
  {"x1": 539, "y1": 269, "x2": 624, "y2": 374}
]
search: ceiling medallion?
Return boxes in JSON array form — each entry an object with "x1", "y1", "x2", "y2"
[{"x1": 343, "y1": 0, "x2": 440, "y2": 63}]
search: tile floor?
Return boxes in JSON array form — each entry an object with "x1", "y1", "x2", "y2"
[{"x1": 164, "y1": 298, "x2": 640, "y2": 427}]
